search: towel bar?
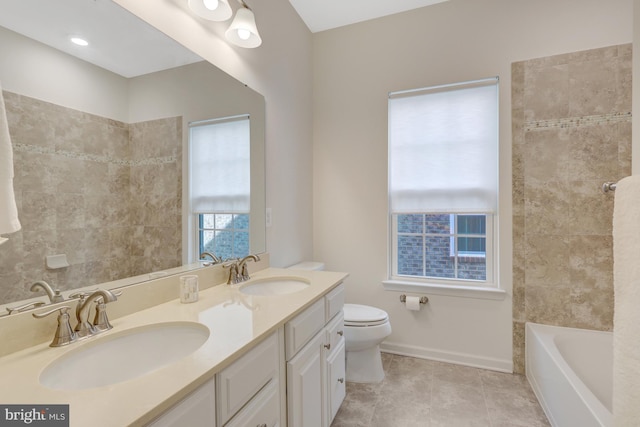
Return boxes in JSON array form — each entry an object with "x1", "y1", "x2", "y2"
[{"x1": 602, "y1": 182, "x2": 617, "y2": 193}]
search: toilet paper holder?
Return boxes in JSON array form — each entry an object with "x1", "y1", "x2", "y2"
[{"x1": 400, "y1": 294, "x2": 428, "y2": 304}]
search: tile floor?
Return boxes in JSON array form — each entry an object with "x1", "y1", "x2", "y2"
[{"x1": 331, "y1": 353, "x2": 550, "y2": 427}]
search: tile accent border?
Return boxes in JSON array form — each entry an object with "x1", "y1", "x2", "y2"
[
  {"x1": 14, "y1": 143, "x2": 177, "y2": 166},
  {"x1": 525, "y1": 111, "x2": 632, "y2": 132}
]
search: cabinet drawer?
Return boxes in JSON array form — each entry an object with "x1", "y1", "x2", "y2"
[
  {"x1": 147, "y1": 378, "x2": 216, "y2": 427},
  {"x1": 225, "y1": 380, "x2": 280, "y2": 427},
  {"x1": 285, "y1": 299, "x2": 325, "y2": 360},
  {"x1": 217, "y1": 333, "x2": 279, "y2": 425},
  {"x1": 325, "y1": 283, "x2": 345, "y2": 322},
  {"x1": 325, "y1": 310, "x2": 344, "y2": 353}
]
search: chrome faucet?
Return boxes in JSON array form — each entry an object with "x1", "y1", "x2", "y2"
[
  {"x1": 238, "y1": 254, "x2": 260, "y2": 281},
  {"x1": 200, "y1": 251, "x2": 222, "y2": 265},
  {"x1": 74, "y1": 289, "x2": 117, "y2": 339},
  {"x1": 30, "y1": 280, "x2": 64, "y2": 303}
]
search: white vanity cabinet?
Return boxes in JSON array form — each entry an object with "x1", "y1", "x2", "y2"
[
  {"x1": 286, "y1": 283, "x2": 346, "y2": 427},
  {"x1": 146, "y1": 377, "x2": 216, "y2": 427},
  {"x1": 216, "y1": 331, "x2": 283, "y2": 427},
  {"x1": 148, "y1": 330, "x2": 283, "y2": 427}
]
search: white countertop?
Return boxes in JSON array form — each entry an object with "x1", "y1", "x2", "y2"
[{"x1": 0, "y1": 267, "x2": 348, "y2": 426}]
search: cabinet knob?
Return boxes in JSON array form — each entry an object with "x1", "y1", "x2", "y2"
[
  {"x1": 324, "y1": 343, "x2": 331, "y2": 350},
  {"x1": 337, "y1": 330, "x2": 344, "y2": 336},
  {"x1": 338, "y1": 378, "x2": 344, "y2": 383}
]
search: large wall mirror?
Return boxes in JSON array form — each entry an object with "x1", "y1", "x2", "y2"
[{"x1": 0, "y1": 0, "x2": 266, "y2": 313}]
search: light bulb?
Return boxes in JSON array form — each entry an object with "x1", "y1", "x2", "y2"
[
  {"x1": 203, "y1": 0, "x2": 219, "y2": 10},
  {"x1": 70, "y1": 37, "x2": 89, "y2": 46},
  {"x1": 237, "y1": 28, "x2": 251, "y2": 40}
]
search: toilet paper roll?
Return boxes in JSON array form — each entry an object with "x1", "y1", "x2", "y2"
[{"x1": 405, "y1": 295, "x2": 421, "y2": 311}]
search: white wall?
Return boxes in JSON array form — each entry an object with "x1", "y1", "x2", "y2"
[
  {"x1": 0, "y1": 26, "x2": 129, "y2": 121},
  {"x1": 312, "y1": 0, "x2": 632, "y2": 370},
  {"x1": 114, "y1": 0, "x2": 315, "y2": 268}
]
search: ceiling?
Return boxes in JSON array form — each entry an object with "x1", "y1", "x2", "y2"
[
  {"x1": 0, "y1": 0, "x2": 450, "y2": 78},
  {"x1": 0, "y1": 0, "x2": 202, "y2": 78},
  {"x1": 288, "y1": 0, "x2": 449, "y2": 33}
]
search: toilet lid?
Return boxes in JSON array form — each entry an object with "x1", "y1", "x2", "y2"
[{"x1": 343, "y1": 304, "x2": 389, "y2": 326}]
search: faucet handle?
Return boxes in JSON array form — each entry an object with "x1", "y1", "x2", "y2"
[
  {"x1": 224, "y1": 262, "x2": 240, "y2": 284},
  {"x1": 93, "y1": 300, "x2": 113, "y2": 332},
  {"x1": 6, "y1": 301, "x2": 47, "y2": 315},
  {"x1": 92, "y1": 290, "x2": 121, "y2": 332},
  {"x1": 32, "y1": 306, "x2": 77, "y2": 347}
]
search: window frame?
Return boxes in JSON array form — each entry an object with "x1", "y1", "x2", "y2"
[
  {"x1": 187, "y1": 114, "x2": 251, "y2": 263},
  {"x1": 195, "y1": 212, "x2": 250, "y2": 261},
  {"x1": 389, "y1": 212, "x2": 495, "y2": 288},
  {"x1": 386, "y1": 77, "x2": 501, "y2": 295}
]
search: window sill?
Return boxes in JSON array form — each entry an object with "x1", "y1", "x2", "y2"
[{"x1": 382, "y1": 279, "x2": 506, "y2": 301}]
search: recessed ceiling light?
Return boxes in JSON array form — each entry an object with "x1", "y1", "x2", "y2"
[{"x1": 70, "y1": 37, "x2": 89, "y2": 46}]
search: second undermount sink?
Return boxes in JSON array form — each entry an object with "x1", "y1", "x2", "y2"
[
  {"x1": 239, "y1": 276, "x2": 310, "y2": 296},
  {"x1": 40, "y1": 322, "x2": 209, "y2": 391}
]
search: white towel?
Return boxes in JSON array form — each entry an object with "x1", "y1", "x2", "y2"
[
  {"x1": 0, "y1": 83, "x2": 21, "y2": 240},
  {"x1": 613, "y1": 175, "x2": 640, "y2": 426}
]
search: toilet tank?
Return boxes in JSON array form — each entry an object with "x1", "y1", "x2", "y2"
[{"x1": 288, "y1": 261, "x2": 325, "y2": 271}]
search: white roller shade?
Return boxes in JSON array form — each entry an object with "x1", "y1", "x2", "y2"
[
  {"x1": 190, "y1": 115, "x2": 250, "y2": 213},
  {"x1": 389, "y1": 78, "x2": 498, "y2": 213}
]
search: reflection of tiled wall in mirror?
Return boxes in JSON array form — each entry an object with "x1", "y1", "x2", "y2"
[
  {"x1": 511, "y1": 43, "x2": 631, "y2": 373},
  {"x1": 0, "y1": 91, "x2": 182, "y2": 304}
]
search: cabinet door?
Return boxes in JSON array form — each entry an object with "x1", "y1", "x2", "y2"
[
  {"x1": 326, "y1": 339, "x2": 346, "y2": 424},
  {"x1": 147, "y1": 378, "x2": 216, "y2": 427},
  {"x1": 287, "y1": 331, "x2": 325, "y2": 427},
  {"x1": 285, "y1": 299, "x2": 325, "y2": 360}
]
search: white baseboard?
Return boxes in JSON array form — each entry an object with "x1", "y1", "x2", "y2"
[{"x1": 380, "y1": 341, "x2": 513, "y2": 373}]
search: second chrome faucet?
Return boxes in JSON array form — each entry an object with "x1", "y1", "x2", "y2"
[
  {"x1": 33, "y1": 289, "x2": 119, "y2": 347},
  {"x1": 225, "y1": 254, "x2": 261, "y2": 285}
]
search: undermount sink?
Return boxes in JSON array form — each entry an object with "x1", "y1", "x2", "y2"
[
  {"x1": 40, "y1": 322, "x2": 209, "y2": 390},
  {"x1": 239, "y1": 276, "x2": 310, "y2": 296}
]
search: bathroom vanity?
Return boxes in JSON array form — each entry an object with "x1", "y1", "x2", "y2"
[{"x1": 0, "y1": 265, "x2": 348, "y2": 427}]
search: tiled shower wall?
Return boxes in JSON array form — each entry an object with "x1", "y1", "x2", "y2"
[
  {"x1": 0, "y1": 92, "x2": 181, "y2": 305},
  {"x1": 511, "y1": 44, "x2": 632, "y2": 373}
]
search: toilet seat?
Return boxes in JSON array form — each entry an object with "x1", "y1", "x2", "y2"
[{"x1": 344, "y1": 304, "x2": 389, "y2": 327}]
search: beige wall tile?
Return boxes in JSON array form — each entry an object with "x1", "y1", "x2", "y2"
[
  {"x1": 568, "y1": 235, "x2": 613, "y2": 291},
  {"x1": 524, "y1": 64, "x2": 569, "y2": 122},
  {"x1": 523, "y1": 129, "x2": 570, "y2": 182},
  {"x1": 1, "y1": 93, "x2": 182, "y2": 304},
  {"x1": 524, "y1": 234, "x2": 570, "y2": 287},
  {"x1": 512, "y1": 43, "x2": 629, "y2": 370}
]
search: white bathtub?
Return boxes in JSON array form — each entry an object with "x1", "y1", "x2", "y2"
[{"x1": 525, "y1": 322, "x2": 612, "y2": 427}]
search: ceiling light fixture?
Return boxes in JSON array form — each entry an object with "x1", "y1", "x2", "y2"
[
  {"x1": 225, "y1": 0, "x2": 262, "y2": 48},
  {"x1": 188, "y1": 0, "x2": 233, "y2": 21},
  {"x1": 70, "y1": 37, "x2": 89, "y2": 46},
  {"x1": 187, "y1": 0, "x2": 262, "y2": 48}
]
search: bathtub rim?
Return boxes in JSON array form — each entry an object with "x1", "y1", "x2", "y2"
[{"x1": 525, "y1": 322, "x2": 612, "y2": 427}]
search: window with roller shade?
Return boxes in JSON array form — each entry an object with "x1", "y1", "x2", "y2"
[
  {"x1": 189, "y1": 115, "x2": 250, "y2": 261},
  {"x1": 388, "y1": 78, "x2": 498, "y2": 286}
]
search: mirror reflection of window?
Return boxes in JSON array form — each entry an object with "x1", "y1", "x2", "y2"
[{"x1": 189, "y1": 115, "x2": 250, "y2": 261}]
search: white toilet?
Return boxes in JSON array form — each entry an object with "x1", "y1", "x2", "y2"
[
  {"x1": 343, "y1": 303, "x2": 391, "y2": 383},
  {"x1": 288, "y1": 261, "x2": 392, "y2": 384}
]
